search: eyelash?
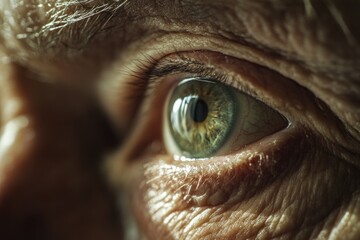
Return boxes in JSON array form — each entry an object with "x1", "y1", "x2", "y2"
[{"x1": 128, "y1": 55, "x2": 260, "y2": 117}]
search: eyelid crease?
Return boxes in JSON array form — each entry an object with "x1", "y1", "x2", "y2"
[{"x1": 139, "y1": 55, "x2": 260, "y2": 108}]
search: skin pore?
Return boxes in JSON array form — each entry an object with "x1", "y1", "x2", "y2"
[{"x1": 0, "y1": 0, "x2": 360, "y2": 239}]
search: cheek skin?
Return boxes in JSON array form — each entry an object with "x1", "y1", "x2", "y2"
[
  {"x1": 0, "y1": 63, "x2": 121, "y2": 239},
  {"x1": 129, "y1": 132, "x2": 360, "y2": 239}
]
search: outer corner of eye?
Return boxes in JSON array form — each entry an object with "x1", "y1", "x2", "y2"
[{"x1": 162, "y1": 77, "x2": 288, "y2": 160}]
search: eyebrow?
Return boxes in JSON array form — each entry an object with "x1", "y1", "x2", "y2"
[
  {"x1": 1, "y1": 0, "x2": 359, "y2": 55},
  {"x1": 1, "y1": 0, "x2": 360, "y2": 73}
]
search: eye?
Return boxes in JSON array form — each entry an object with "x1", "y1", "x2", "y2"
[
  {"x1": 163, "y1": 77, "x2": 288, "y2": 159},
  {"x1": 102, "y1": 50, "x2": 301, "y2": 165}
]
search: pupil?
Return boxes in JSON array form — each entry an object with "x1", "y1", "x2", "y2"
[{"x1": 191, "y1": 98, "x2": 208, "y2": 122}]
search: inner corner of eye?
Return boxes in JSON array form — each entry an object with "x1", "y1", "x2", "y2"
[{"x1": 161, "y1": 77, "x2": 288, "y2": 160}]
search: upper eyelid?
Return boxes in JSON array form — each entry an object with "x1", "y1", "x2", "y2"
[
  {"x1": 126, "y1": 51, "x2": 346, "y2": 150},
  {"x1": 108, "y1": 48, "x2": 337, "y2": 137},
  {"x1": 141, "y1": 56, "x2": 260, "y2": 102},
  {"x1": 115, "y1": 53, "x2": 267, "y2": 131}
]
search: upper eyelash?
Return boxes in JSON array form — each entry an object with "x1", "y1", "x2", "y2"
[
  {"x1": 122, "y1": 53, "x2": 263, "y2": 123},
  {"x1": 143, "y1": 57, "x2": 259, "y2": 101},
  {"x1": 122, "y1": 58, "x2": 222, "y2": 104}
]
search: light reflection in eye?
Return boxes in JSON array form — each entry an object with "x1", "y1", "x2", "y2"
[{"x1": 163, "y1": 77, "x2": 288, "y2": 159}]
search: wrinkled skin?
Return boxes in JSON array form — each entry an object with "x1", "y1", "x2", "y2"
[{"x1": 0, "y1": 0, "x2": 360, "y2": 239}]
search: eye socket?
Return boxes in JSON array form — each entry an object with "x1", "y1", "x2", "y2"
[{"x1": 163, "y1": 77, "x2": 288, "y2": 159}]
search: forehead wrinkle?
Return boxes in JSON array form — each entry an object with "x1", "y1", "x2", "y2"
[{"x1": 0, "y1": 0, "x2": 129, "y2": 60}]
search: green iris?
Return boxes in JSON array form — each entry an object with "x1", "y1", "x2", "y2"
[{"x1": 167, "y1": 78, "x2": 237, "y2": 158}]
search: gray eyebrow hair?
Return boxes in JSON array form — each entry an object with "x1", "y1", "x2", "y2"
[
  {"x1": 0, "y1": 0, "x2": 358, "y2": 61},
  {"x1": 0, "y1": 0, "x2": 129, "y2": 59}
]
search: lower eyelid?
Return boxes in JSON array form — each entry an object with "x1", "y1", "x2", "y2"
[{"x1": 141, "y1": 125, "x2": 305, "y2": 207}]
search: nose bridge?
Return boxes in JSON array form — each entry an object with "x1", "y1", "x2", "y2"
[
  {"x1": 0, "y1": 61, "x2": 122, "y2": 240},
  {"x1": 0, "y1": 61, "x2": 36, "y2": 190},
  {"x1": 0, "y1": 61, "x2": 48, "y2": 239}
]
